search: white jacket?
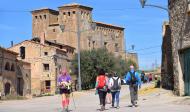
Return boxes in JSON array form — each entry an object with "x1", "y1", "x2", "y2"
[{"x1": 109, "y1": 76, "x2": 121, "y2": 90}]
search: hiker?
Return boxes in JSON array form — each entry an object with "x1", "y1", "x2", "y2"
[
  {"x1": 57, "y1": 68, "x2": 72, "y2": 112},
  {"x1": 149, "y1": 73, "x2": 153, "y2": 82},
  {"x1": 124, "y1": 65, "x2": 141, "y2": 107},
  {"x1": 95, "y1": 69, "x2": 108, "y2": 111},
  {"x1": 141, "y1": 71, "x2": 145, "y2": 83},
  {"x1": 109, "y1": 72, "x2": 121, "y2": 109},
  {"x1": 106, "y1": 73, "x2": 112, "y2": 104}
]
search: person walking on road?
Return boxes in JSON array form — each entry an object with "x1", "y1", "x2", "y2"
[
  {"x1": 57, "y1": 68, "x2": 72, "y2": 112},
  {"x1": 106, "y1": 73, "x2": 112, "y2": 104},
  {"x1": 95, "y1": 69, "x2": 108, "y2": 111},
  {"x1": 141, "y1": 71, "x2": 145, "y2": 83},
  {"x1": 109, "y1": 72, "x2": 121, "y2": 109},
  {"x1": 124, "y1": 65, "x2": 141, "y2": 107}
]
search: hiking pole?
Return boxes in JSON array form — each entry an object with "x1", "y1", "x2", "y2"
[
  {"x1": 71, "y1": 91, "x2": 77, "y2": 110},
  {"x1": 70, "y1": 86, "x2": 77, "y2": 110}
]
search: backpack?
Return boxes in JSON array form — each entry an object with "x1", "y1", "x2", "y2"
[
  {"x1": 97, "y1": 75, "x2": 106, "y2": 89},
  {"x1": 111, "y1": 77, "x2": 120, "y2": 91},
  {"x1": 129, "y1": 71, "x2": 137, "y2": 85}
]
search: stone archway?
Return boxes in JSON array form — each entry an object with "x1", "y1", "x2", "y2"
[{"x1": 4, "y1": 82, "x2": 11, "y2": 96}]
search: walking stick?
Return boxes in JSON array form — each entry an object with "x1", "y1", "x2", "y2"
[
  {"x1": 71, "y1": 91, "x2": 77, "y2": 110},
  {"x1": 69, "y1": 84, "x2": 77, "y2": 110}
]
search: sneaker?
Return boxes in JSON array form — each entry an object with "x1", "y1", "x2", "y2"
[
  {"x1": 100, "y1": 106, "x2": 105, "y2": 111},
  {"x1": 65, "y1": 107, "x2": 69, "y2": 112},
  {"x1": 116, "y1": 106, "x2": 120, "y2": 109}
]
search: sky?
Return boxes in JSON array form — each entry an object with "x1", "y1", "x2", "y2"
[{"x1": 0, "y1": 0, "x2": 168, "y2": 70}]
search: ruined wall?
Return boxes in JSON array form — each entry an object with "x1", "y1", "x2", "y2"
[
  {"x1": 161, "y1": 22, "x2": 174, "y2": 90},
  {"x1": 169, "y1": 0, "x2": 190, "y2": 95}
]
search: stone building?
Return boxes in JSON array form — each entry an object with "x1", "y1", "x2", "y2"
[
  {"x1": 161, "y1": 21, "x2": 174, "y2": 90},
  {"x1": 9, "y1": 39, "x2": 75, "y2": 95},
  {"x1": 126, "y1": 52, "x2": 139, "y2": 69},
  {"x1": 31, "y1": 3, "x2": 125, "y2": 59},
  {"x1": 168, "y1": 0, "x2": 190, "y2": 95},
  {"x1": 0, "y1": 47, "x2": 31, "y2": 98}
]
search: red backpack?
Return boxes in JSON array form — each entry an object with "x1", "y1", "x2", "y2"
[{"x1": 97, "y1": 75, "x2": 106, "y2": 89}]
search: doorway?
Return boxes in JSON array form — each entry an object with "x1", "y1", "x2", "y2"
[
  {"x1": 4, "y1": 82, "x2": 11, "y2": 96},
  {"x1": 183, "y1": 48, "x2": 190, "y2": 96}
]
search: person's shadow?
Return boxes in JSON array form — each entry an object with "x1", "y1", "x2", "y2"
[
  {"x1": 96, "y1": 108, "x2": 109, "y2": 111},
  {"x1": 126, "y1": 105, "x2": 139, "y2": 107}
]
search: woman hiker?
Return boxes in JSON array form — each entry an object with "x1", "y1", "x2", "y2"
[
  {"x1": 109, "y1": 72, "x2": 121, "y2": 109},
  {"x1": 95, "y1": 69, "x2": 108, "y2": 111},
  {"x1": 57, "y1": 68, "x2": 72, "y2": 112},
  {"x1": 106, "y1": 73, "x2": 112, "y2": 104}
]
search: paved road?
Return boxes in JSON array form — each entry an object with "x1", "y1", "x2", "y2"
[{"x1": 0, "y1": 84, "x2": 190, "y2": 112}]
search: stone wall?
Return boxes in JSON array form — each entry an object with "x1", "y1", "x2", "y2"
[
  {"x1": 0, "y1": 47, "x2": 17, "y2": 97},
  {"x1": 31, "y1": 4, "x2": 125, "y2": 59},
  {"x1": 169, "y1": 0, "x2": 190, "y2": 95},
  {"x1": 126, "y1": 52, "x2": 139, "y2": 69},
  {"x1": 9, "y1": 40, "x2": 71, "y2": 95},
  {"x1": 161, "y1": 22, "x2": 174, "y2": 90}
]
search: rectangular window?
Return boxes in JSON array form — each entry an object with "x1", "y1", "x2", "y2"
[
  {"x1": 43, "y1": 64, "x2": 49, "y2": 71},
  {"x1": 115, "y1": 43, "x2": 119, "y2": 52},
  {"x1": 20, "y1": 46, "x2": 25, "y2": 59},
  {"x1": 92, "y1": 41, "x2": 95, "y2": 49},
  {"x1": 53, "y1": 29, "x2": 56, "y2": 32},
  {"x1": 45, "y1": 80, "x2": 51, "y2": 90},
  {"x1": 44, "y1": 52, "x2": 48, "y2": 56}
]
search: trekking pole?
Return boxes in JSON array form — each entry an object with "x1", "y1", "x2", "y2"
[
  {"x1": 71, "y1": 91, "x2": 77, "y2": 110},
  {"x1": 72, "y1": 93, "x2": 77, "y2": 110},
  {"x1": 70, "y1": 85, "x2": 77, "y2": 110}
]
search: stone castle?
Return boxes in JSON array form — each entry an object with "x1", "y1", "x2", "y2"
[
  {"x1": 31, "y1": 3, "x2": 125, "y2": 58},
  {"x1": 6, "y1": 3, "x2": 127, "y2": 95}
]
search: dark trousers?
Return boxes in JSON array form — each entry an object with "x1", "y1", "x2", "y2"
[
  {"x1": 111, "y1": 91, "x2": 120, "y2": 107},
  {"x1": 98, "y1": 90, "x2": 107, "y2": 106},
  {"x1": 129, "y1": 84, "x2": 138, "y2": 105}
]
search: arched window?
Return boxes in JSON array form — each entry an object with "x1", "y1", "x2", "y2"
[
  {"x1": 5, "y1": 62, "x2": 10, "y2": 71},
  {"x1": 68, "y1": 12, "x2": 71, "y2": 16},
  {"x1": 11, "y1": 64, "x2": 15, "y2": 71},
  {"x1": 44, "y1": 15, "x2": 46, "y2": 19}
]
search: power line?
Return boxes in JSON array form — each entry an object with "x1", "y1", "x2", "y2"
[
  {"x1": 135, "y1": 45, "x2": 161, "y2": 51},
  {"x1": 138, "y1": 51, "x2": 161, "y2": 55}
]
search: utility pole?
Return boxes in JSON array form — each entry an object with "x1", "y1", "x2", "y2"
[{"x1": 76, "y1": 10, "x2": 82, "y2": 91}]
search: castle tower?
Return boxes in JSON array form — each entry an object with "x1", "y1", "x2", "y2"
[
  {"x1": 57, "y1": 3, "x2": 93, "y2": 50},
  {"x1": 31, "y1": 8, "x2": 59, "y2": 41}
]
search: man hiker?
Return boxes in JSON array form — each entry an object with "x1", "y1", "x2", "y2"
[
  {"x1": 109, "y1": 72, "x2": 121, "y2": 109},
  {"x1": 124, "y1": 65, "x2": 141, "y2": 107},
  {"x1": 57, "y1": 68, "x2": 72, "y2": 112},
  {"x1": 95, "y1": 69, "x2": 108, "y2": 111}
]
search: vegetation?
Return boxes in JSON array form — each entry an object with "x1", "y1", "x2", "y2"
[{"x1": 71, "y1": 48, "x2": 137, "y2": 90}]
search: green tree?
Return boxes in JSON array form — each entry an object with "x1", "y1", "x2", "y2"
[{"x1": 71, "y1": 48, "x2": 137, "y2": 90}]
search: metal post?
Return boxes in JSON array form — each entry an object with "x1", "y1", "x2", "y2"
[{"x1": 76, "y1": 11, "x2": 82, "y2": 91}]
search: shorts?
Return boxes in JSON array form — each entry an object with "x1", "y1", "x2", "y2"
[
  {"x1": 59, "y1": 88, "x2": 71, "y2": 94},
  {"x1": 107, "y1": 89, "x2": 111, "y2": 93}
]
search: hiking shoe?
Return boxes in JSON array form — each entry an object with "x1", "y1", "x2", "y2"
[
  {"x1": 116, "y1": 106, "x2": 120, "y2": 109},
  {"x1": 100, "y1": 106, "x2": 105, "y2": 111},
  {"x1": 65, "y1": 107, "x2": 69, "y2": 112}
]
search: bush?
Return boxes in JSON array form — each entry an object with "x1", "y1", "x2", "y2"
[{"x1": 71, "y1": 48, "x2": 137, "y2": 90}]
